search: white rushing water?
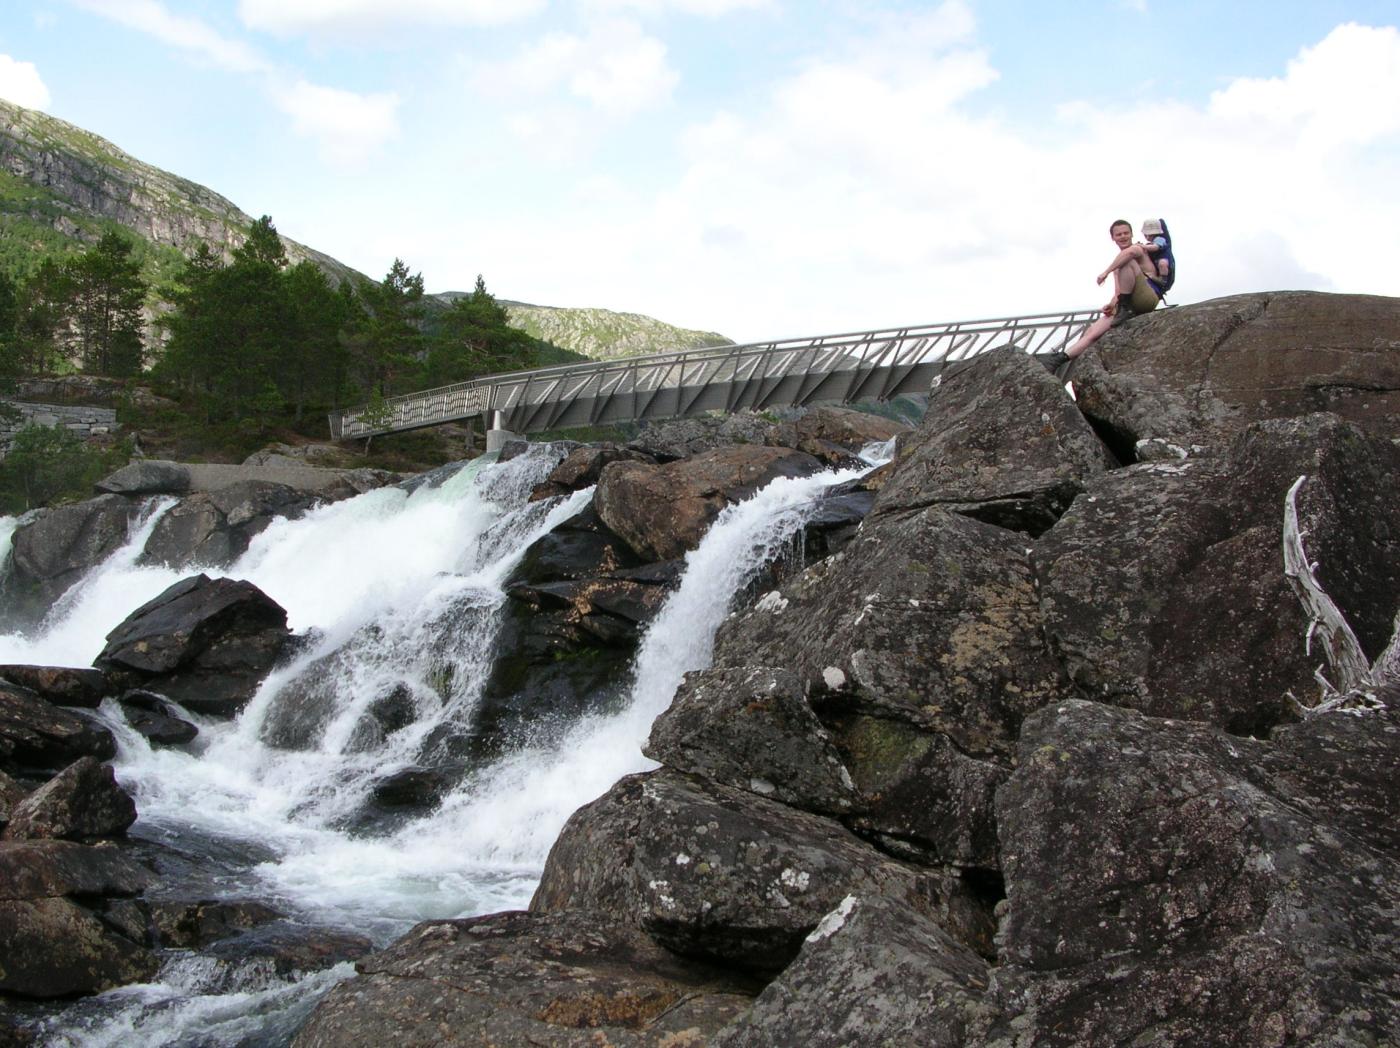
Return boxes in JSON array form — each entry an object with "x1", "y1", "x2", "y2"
[{"x1": 5, "y1": 442, "x2": 888, "y2": 1046}]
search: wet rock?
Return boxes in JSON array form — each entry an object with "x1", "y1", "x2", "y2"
[
  {"x1": 529, "y1": 444, "x2": 655, "y2": 501},
  {"x1": 530, "y1": 770, "x2": 982, "y2": 973},
  {"x1": 0, "y1": 667, "x2": 109, "y2": 710},
  {"x1": 715, "y1": 894, "x2": 991, "y2": 1048},
  {"x1": 0, "y1": 495, "x2": 145, "y2": 629},
  {"x1": 594, "y1": 445, "x2": 825, "y2": 561},
  {"x1": 1034, "y1": 414, "x2": 1400, "y2": 734},
  {"x1": 0, "y1": 839, "x2": 150, "y2": 899},
  {"x1": 988, "y1": 698, "x2": 1400, "y2": 1046},
  {"x1": 115, "y1": 690, "x2": 198, "y2": 747},
  {"x1": 1070, "y1": 291, "x2": 1400, "y2": 451},
  {"x1": 0, "y1": 682, "x2": 116, "y2": 777},
  {"x1": 205, "y1": 922, "x2": 372, "y2": 977},
  {"x1": 293, "y1": 910, "x2": 758, "y2": 1048},
  {"x1": 509, "y1": 505, "x2": 646, "y2": 584},
  {"x1": 93, "y1": 460, "x2": 191, "y2": 495},
  {"x1": 94, "y1": 574, "x2": 291, "y2": 717},
  {"x1": 139, "y1": 480, "x2": 320, "y2": 569},
  {"x1": 873, "y1": 346, "x2": 1110, "y2": 534},
  {"x1": 369, "y1": 766, "x2": 453, "y2": 809},
  {"x1": 147, "y1": 898, "x2": 282, "y2": 949},
  {"x1": 0, "y1": 839, "x2": 155, "y2": 999},
  {"x1": 2, "y1": 758, "x2": 136, "y2": 842},
  {"x1": 0, "y1": 896, "x2": 157, "y2": 998}
]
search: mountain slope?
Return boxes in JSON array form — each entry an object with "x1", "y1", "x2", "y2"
[
  {"x1": 1, "y1": 97, "x2": 732, "y2": 360},
  {"x1": 0, "y1": 97, "x2": 357, "y2": 286},
  {"x1": 500, "y1": 301, "x2": 732, "y2": 359}
]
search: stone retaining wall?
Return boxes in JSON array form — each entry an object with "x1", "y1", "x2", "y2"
[{"x1": 1, "y1": 400, "x2": 121, "y2": 451}]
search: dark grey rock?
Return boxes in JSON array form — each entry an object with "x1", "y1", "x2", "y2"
[
  {"x1": 0, "y1": 495, "x2": 145, "y2": 628},
  {"x1": 2, "y1": 757, "x2": 136, "y2": 841},
  {"x1": 1034, "y1": 414, "x2": 1400, "y2": 735},
  {"x1": 872, "y1": 345, "x2": 1110, "y2": 533},
  {"x1": 94, "y1": 574, "x2": 290, "y2": 716},
  {"x1": 94, "y1": 460, "x2": 191, "y2": 496},
  {"x1": 715, "y1": 894, "x2": 991, "y2": 1048},
  {"x1": 0, "y1": 667, "x2": 109, "y2": 710},
  {"x1": 0, "y1": 682, "x2": 115, "y2": 776},
  {"x1": 530, "y1": 769, "x2": 985, "y2": 973}
]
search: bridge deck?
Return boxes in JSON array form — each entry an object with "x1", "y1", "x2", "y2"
[{"x1": 328, "y1": 308, "x2": 1098, "y2": 440}]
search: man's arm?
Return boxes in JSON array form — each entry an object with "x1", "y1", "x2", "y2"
[{"x1": 1096, "y1": 243, "x2": 1154, "y2": 285}]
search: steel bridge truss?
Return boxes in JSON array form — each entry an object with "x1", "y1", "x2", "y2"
[{"x1": 327, "y1": 308, "x2": 1099, "y2": 440}]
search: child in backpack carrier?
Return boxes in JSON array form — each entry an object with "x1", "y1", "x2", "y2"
[{"x1": 1140, "y1": 218, "x2": 1174, "y2": 300}]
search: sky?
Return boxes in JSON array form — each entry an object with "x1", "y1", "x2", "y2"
[{"x1": 2, "y1": 0, "x2": 1398, "y2": 342}]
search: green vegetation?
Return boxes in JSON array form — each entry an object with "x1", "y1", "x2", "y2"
[{"x1": 0, "y1": 424, "x2": 131, "y2": 513}]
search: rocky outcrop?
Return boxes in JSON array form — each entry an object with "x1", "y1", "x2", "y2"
[
  {"x1": 137, "y1": 481, "x2": 321, "y2": 569},
  {"x1": 594, "y1": 445, "x2": 824, "y2": 561},
  {"x1": 0, "y1": 667, "x2": 108, "y2": 710},
  {"x1": 1069, "y1": 290, "x2": 1400, "y2": 452},
  {"x1": 0, "y1": 495, "x2": 145, "y2": 628},
  {"x1": 94, "y1": 574, "x2": 291, "y2": 716},
  {"x1": 873, "y1": 346, "x2": 1110, "y2": 533}
]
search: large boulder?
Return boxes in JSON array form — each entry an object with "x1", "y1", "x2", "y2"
[
  {"x1": 528, "y1": 444, "x2": 656, "y2": 502},
  {"x1": 715, "y1": 894, "x2": 992, "y2": 1048},
  {"x1": 530, "y1": 770, "x2": 989, "y2": 972},
  {"x1": 988, "y1": 699, "x2": 1400, "y2": 1046},
  {"x1": 872, "y1": 346, "x2": 1110, "y2": 534},
  {"x1": 2, "y1": 757, "x2": 136, "y2": 842},
  {"x1": 0, "y1": 495, "x2": 145, "y2": 628},
  {"x1": 0, "y1": 682, "x2": 115, "y2": 777},
  {"x1": 1034, "y1": 413, "x2": 1400, "y2": 735},
  {"x1": 293, "y1": 910, "x2": 757, "y2": 1048},
  {"x1": 0, "y1": 839, "x2": 156, "y2": 998},
  {"x1": 138, "y1": 480, "x2": 320, "y2": 569},
  {"x1": 594, "y1": 445, "x2": 825, "y2": 561},
  {"x1": 1069, "y1": 291, "x2": 1400, "y2": 451},
  {"x1": 766, "y1": 405, "x2": 908, "y2": 467},
  {"x1": 94, "y1": 574, "x2": 291, "y2": 716},
  {"x1": 700, "y1": 506, "x2": 1066, "y2": 868},
  {"x1": 627, "y1": 411, "x2": 777, "y2": 461}
]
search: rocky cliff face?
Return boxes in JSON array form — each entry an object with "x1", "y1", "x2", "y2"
[{"x1": 0, "y1": 98, "x2": 358, "y2": 285}]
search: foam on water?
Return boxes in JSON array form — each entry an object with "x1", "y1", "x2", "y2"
[{"x1": 6, "y1": 440, "x2": 891, "y2": 1045}]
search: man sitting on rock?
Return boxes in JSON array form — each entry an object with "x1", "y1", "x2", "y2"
[{"x1": 1044, "y1": 218, "x2": 1162, "y2": 369}]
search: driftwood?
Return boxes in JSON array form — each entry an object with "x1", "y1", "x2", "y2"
[{"x1": 1282, "y1": 475, "x2": 1398, "y2": 715}]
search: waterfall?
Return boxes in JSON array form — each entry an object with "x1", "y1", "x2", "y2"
[{"x1": 7, "y1": 443, "x2": 887, "y2": 1047}]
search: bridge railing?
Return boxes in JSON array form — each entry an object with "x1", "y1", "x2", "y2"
[{"x1": 328, "y1": 307, "x2": 1099, "y2": 440}]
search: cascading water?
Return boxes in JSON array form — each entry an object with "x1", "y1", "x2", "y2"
[{"x1": 2, "y1": 441, "x2": 890, "y2": 1046}]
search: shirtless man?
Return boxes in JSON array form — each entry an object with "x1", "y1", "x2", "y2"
[{"x1": 1050, "y1": 219, "x2": 1162, "y2": 365}]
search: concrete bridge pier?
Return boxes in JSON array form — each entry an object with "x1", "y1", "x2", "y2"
[{"x1": 485, "y1": 412, "x2": 522, "y2": 454}]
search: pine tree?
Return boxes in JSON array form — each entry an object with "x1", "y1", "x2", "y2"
[
  {"x1": 423, "y1": 274, "x2": 538, "y2": 387},
  {"x1": 356, "y1": 258, "x2": 425, "y2": 395},
  {"x1": 69, "y1": 230, "x2": 147, "y2": 376}
]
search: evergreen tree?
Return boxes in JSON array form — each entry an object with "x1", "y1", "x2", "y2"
[
  {"x1": 279, "y1": 261, "x2": 351, "y2": 422},
  {"x1": 69, "y1": 230, "x2": 147, "y2": 376},
  {"x1": 13, "y1": 260, "x2": 74, "y2": 375},
  {"x1": 356, "y1": 259, "x2": 424, "y2": 395},
  {"x1": 422, "y1": 274, "x2": 537, "y2": 387}
]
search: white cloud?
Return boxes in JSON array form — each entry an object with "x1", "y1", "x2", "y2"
[
  {"x1": 449, "y1": 13, "x2": 1400, "y2": 341},
  {"x1": 478, "y1": 17, "x2": 678, "y2": 118},
  {"x1": 73, "y1": 0, "x2": 270, "y2": 74},
  {"x1": 238, "y1": 0, "x2": 544, "y2": 37},
  {"x1": 0, "y1": 54, "x2": 51, "y2": 109},
  {"x1": 1208, "y1": 22, "x2": 1400, "y2": 147},
  {"x1": 272, "y1": 79, "x2": 400, "y2": 165},
  {"x1": 582, "y1": 0, "x2": 771, "y2": 14}
]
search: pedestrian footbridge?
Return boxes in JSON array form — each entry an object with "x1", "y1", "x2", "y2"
[{"x1": 327, "y1": 308, "x2": 1098, "y2": 444}]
